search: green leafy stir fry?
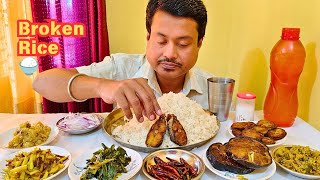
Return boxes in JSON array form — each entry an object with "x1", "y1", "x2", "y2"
[{"x1": 80, "y1": 144, "x2": 131, "y2": 180}]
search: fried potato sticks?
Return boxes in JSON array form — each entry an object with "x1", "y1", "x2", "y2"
[{"x1": 3, "y1": 147, "x2": 68, "y2": 180}]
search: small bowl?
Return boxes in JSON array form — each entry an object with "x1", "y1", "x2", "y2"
[
  {"x1": 56, "y1": 114, "x2": 102, "y2": 135},
  {"x1": 142, "y1": 149, "x2": 205, "y2": 180},
  {"x1": 19, "y1": 61, "x2": 38, "y2": 75}
]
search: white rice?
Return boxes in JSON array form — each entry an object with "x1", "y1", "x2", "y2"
[
  {"x1": 112, "y1": 92, "x2": 219, "y2": 148},
  {"x1": 21, "y1": 57, "x2": 38, "y2": 67}
]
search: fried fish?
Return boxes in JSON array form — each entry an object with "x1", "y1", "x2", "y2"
[
  {"x1": 166, "y1": 114, "x2": 188, "y2": 146},
  {"x1": 145, "y1": 115, "x2": 167, "y2": 147}
]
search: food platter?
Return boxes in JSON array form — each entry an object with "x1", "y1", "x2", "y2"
[
  {"x1": 0, "y1": 125, "x2": 59, "y2": 151},
  {"x1": 68, "y1": 146, "x2": 142, "y2": 180},
  {"x1": 227, "y1": 125, "x2": 287, "y2": 148},
  {"x1": 103, "y1": 108, "x2": 220, "y2": 153},
  {"x1": 142, "y1": 149, "x2": 205, "y2": 179},
  {"x1": 271, "y1": 145, "x2": 320, "y2": 179},
  {"x1": 0, "y1": 146, "x2": 71, "y2": 180},
  {"x1": 203, "y1": 150, "x2": 276, "y2": 180}
]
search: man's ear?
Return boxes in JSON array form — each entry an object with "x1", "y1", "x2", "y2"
[
  {"x1": 147, "y1": 33, "x2": 150, "y2": 41},
  {"x1": 198, "y1": 38, "x2": 203, "y2": 48}
]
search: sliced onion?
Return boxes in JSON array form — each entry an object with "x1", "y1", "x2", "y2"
[{"x1": 57, "y1": 113, "x2": 102, "y2": 131}]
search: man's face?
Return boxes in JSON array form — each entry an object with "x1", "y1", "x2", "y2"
[{"x1": 146, "y1": 10, "x2": 202, "y2": 80}]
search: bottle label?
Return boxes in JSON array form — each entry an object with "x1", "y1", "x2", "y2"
[{"x1": 235, "y1": 104, "x2": 254, "y2": 122}]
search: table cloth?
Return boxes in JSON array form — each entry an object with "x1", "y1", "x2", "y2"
[{"x1": 0, "y1": 111, "x2": 319, "y2": 180}]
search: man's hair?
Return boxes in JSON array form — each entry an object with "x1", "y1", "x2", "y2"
[{"x1": 146, "y1": 0, "x2": 207, "y2": 42}]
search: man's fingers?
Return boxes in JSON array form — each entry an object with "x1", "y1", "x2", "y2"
[
  {"x1": 136, "y1": 78, "x2": 162, "y2": 116},
  {"x1": 116, "y1": 93, "x2": 133, "y2": 120},
  {"x1": 123, "y1": 88, "x2": 144, "y2": 122},
  {"x1": 133, "y1": 79, "x2": 157, "y2": 120}
]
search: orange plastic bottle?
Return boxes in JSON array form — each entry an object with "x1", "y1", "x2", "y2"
[{"x1": 263, "y1": 28, "x2": 306, "y2": 127}]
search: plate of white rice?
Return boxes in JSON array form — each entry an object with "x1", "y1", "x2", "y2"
[{"x1": 103, "y1": 92, "x2": 220, "y2": 153}]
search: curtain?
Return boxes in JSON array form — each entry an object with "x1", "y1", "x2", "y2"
[
  {"x1": 0, "y1": 0, "x2": 41, "y2": 113},
  {"x1": 30, "y1": 0, "x2": 113, "y2": 113}
]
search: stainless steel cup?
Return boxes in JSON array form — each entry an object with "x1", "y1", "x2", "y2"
[{"x1": 208, "y1": 77, "x2": 235, "y2": 121}]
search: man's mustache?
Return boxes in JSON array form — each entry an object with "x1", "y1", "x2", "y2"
[{"x1": 158, "y1": 58, "x2": 182, "y2": 67}]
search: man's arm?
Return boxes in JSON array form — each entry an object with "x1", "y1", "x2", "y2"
[
  {"x1": 32, "y1": 68, "x2": 162, "y2": 121},
  {"x1": 32, "y1": 68, "x2": 100, "y2": 102}
]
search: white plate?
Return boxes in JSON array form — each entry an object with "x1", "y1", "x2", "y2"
[
  {"x1": 272, "y1": 145, "x2": 320, "y2": 179},
  {"x1": 0, "y1": 125, "x2": 59, "y2": 151},
  {"x1": 68, "y1": 146, "x2": 142, "y2": 180},
  {"x1": 56, "y1": 114, "x2": 102, "y2": 135},
  {"x1": 0, "y1": 146, "x2": 71, "y2": 180},
  {"x1": 203, "y1": 150, "x2": 276, "y2": 180},
  {"x1": 227, "y1": 126, "x2": 287, "y2": 148}
]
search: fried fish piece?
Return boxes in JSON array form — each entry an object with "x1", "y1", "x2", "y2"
[
  {"x1": 257, "y1": 119, "x2": 277, "y2": 129},
  {"x1": 231, "y1": 122, "x2": 255, "y2": 130},
  {"x1": 267, "y1": 128, "x2": 287, "y2": 140},
  {"x1": 145, "y1": 115, "x2": 167, "y2": 147},
  {"x1": 166, "y1": 114, "x2": 187, "y2": 146}
]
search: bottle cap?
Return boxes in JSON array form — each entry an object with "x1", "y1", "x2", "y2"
[
  {"x1": 281, "y1": 28, "x2": 300, "y2": 40},
  {"x1": 237, "y1": 92, "x2": 256, "y2": 100}
]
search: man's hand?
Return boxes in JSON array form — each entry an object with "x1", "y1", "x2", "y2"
[{"x1": 98, "y1": 78, "x2": 162, "y2": 122}]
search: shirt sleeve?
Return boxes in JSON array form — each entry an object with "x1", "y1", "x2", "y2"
[
  {"x1": 76, "y1": 55, "x2": 116, "y2": 79},
  {"x1": 76, "y1": 53, "x2": 145, "y2": 80}
]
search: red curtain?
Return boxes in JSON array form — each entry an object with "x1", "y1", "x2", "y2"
[{"x1": 30, "y1": 0, "x2": 113, "y2": 113}]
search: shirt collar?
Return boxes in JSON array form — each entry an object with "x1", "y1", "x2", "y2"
[
  {"x1": 133, "y1": 57, "x2": 203, "y2": 96},
  {"x1": 182, "y1": 69, "x2": 203, "y2": 95}
]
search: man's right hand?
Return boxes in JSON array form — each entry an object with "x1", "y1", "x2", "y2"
[{"x1": 97, "y1": 78, "x2": 162, "y2": 122}]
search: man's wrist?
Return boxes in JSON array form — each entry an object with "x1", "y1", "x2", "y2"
[
  {"x1": 96, "y1": 78, "x2": 117, "y2": 102},
  {"x1": 67, "y1": 73, "x2": 88, "y2": 102}
]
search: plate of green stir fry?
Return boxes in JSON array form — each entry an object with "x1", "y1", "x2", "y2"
[{"x1": 68, "y1": 143, "x2": 142, "y2": 180}]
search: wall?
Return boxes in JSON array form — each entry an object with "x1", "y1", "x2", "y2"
[{"x1": 106, "y1": 0, "x2": 320, "y2": 130}]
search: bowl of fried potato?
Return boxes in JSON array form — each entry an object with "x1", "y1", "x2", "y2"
[
  {"x1": 0, "y1": 121, "x2": 59, "y2": 151},
  {"x1": 0, "y1": 146, "x2": 71, "y2": 180}
]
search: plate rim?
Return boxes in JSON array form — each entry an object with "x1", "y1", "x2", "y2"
[
  {"x1": 68, "y1": 145, "x2": 143, "y2": 180},
  {"x1": 0, "y1": 145, "x2": 71, "y2": 180},
  {"x1": 202, "y1": 149, "x2": 276, "y2": 180},
  {"x1": 0, "y1": 124, "x2": 59, "y2": 151},
  {"x1": 103, "y1": 108, "x2": 220, "y2": 153},
  {"x1": 271, "y1": 145, "x2": 320, "y2": 179}
]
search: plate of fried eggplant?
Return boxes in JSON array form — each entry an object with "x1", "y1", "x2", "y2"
[
  {"x1": 228, "y1": 120, "x2": 287, "y2": 148},
  {"x1": 203, "y1": 137, "x2": 276, "y2": 180}
]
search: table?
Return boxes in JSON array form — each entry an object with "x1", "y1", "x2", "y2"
[{"x1": 0, "y1": 111, "x2": 319, "y2": 180}]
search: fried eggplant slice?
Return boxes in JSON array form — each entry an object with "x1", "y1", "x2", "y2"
[
  {"x1": 261, "y1": 137, "x2": 276, "y2": 145},
  {"x1": 241, "y1": 128, "x2": 264, "y2": 141},
  {"x1": 206, "y1": 143, "x2": 254, "y2": 174},
  {"x1": 231, "y1": 122, "x2": 255, "y2": 130},
  {"x1": 232, "y1": 129, "x2": 242, "y2": 137},
  {"x1": 226, "y1": 137, "x2": 272, "y2": 169},
  {"x1": 166, "y1": 114, "x2": 187, "y2": 146},
  {"x1": 267, "y1": 128, "x2": 287, "y2": 140},
  {"x1": 257, "y1": 119, "x2": 277, "y2": 129},
  {"x1": 251, "y1": 125, "x2": 269, "y2": 135},
  {"x1": 145, "y1": 115, "x2": 167, "y2": 147}
]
